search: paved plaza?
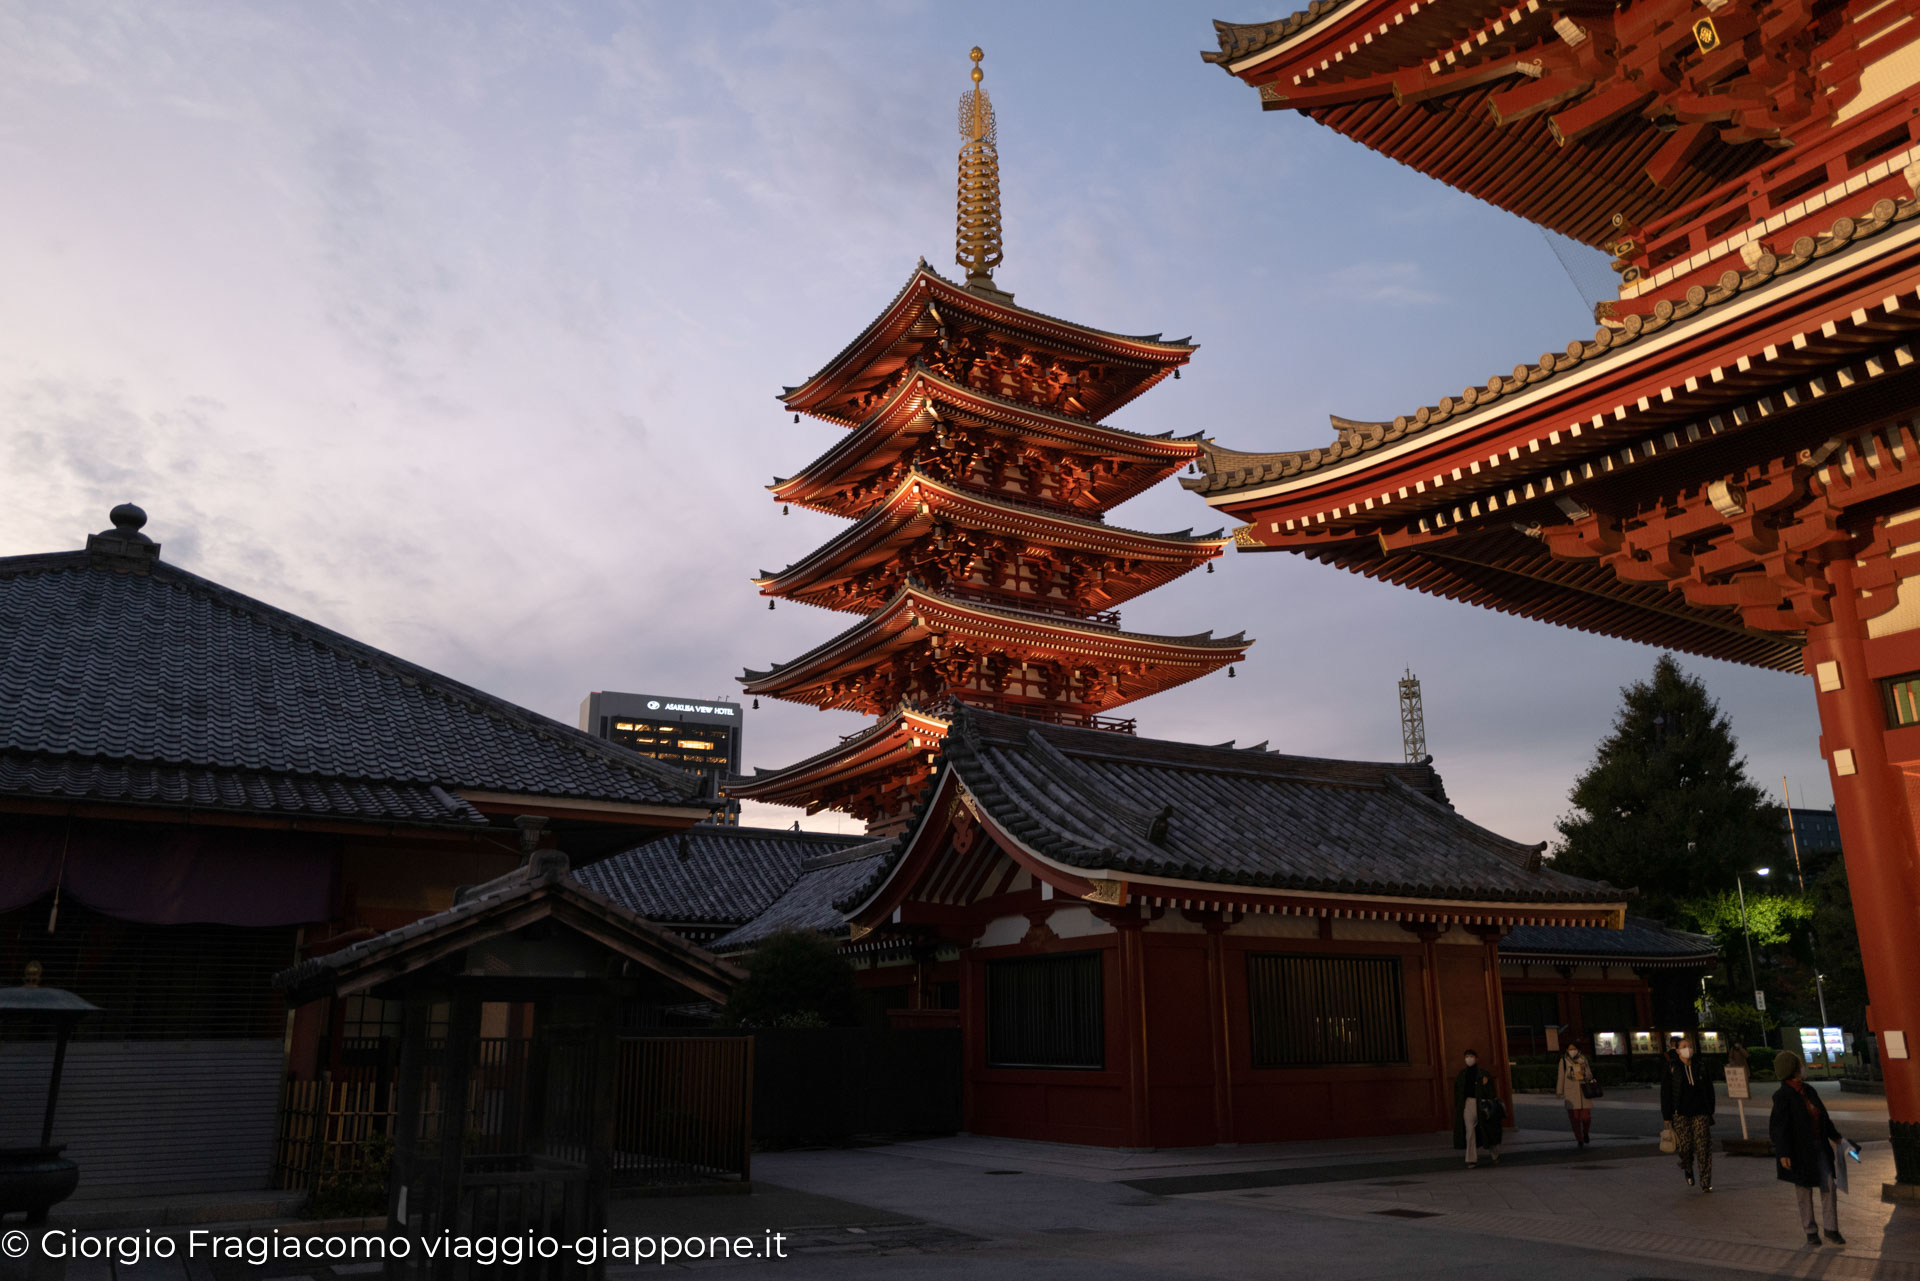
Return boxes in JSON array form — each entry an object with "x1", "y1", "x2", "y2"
[{"x1": 10, "y1": 1082, "x2": 1911, "y2": 1280}]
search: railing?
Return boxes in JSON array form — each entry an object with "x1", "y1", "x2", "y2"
[
  {"x1": 1629, "y1": 111, "x2": 1920, "y2": 289},
  {"x1": 925, "y1": 696, "x2": 1137, "y2": 735},
  {"x1": 274, "y1": 1034, "x2": 752, "y2": 1196},
  {"x1": 945, "y1": 585, "x2": 1122, "y2": 628},
  {"x1": 273, "y1": 1073, "x2": 395, "y2": 1192},
  {"x1": 610, "y1": 1036, "x2": 753, "y2": 1188}
]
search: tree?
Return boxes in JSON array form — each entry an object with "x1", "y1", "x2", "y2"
[
  {"x1": 721, "y1": 928, "x2": 863, "y2": 1029},
  {"x1": 1551, "y1": 654, "x2": 1784, "y2": 926}
]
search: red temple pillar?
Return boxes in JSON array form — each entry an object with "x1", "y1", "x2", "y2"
[
  {"x1": 1808, "y1": 559, "x2": 1920, "y2": 1191},
  {"x1": 1201, "y1": 915, "x2": 1235, "y2": 1145},
  {"x1": 1114, "y1": 918, "x2": 1152, "y2": 1148}
]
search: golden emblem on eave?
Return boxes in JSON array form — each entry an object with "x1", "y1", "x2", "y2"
[{"x1": 956, "y1": 47, "x2": 1005, "y2": 292}]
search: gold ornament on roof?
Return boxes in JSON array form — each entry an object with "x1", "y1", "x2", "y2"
[{"x1": 956, "y1": 47, "x2": 1004, "y2": 293}]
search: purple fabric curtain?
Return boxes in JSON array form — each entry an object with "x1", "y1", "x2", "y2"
[{"x1": 0, "y1": 824, "x2": 335, "y2": 926}]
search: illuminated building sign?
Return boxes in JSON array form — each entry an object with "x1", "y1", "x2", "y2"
[{"x1": 579, "y1": 690, "x2": 745, "y2": 824}]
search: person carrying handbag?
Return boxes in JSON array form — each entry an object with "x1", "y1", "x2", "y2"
[
  {"x1": 1453, "y1": 1050, "x2": 1504, "y2": 1168},
  {"x1": 1556, "y1": 1040, "x2": 1598, "y2": 1147},
  {"x1": 1661, "y1": 1034, "x2": 1716, "y2": 1191}
]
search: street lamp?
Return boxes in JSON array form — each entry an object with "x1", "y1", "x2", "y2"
[{"x1": 1736, "y1": 866, "x2": 1771, "y2": 1048}]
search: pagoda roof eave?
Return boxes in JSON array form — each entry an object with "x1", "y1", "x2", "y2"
[
  {"x1": 781, "y1": 263, "x2": 1198, "y2": 422},
  {"x1": 1203, "y1": 0, "x2": 1369, "y2": 74},
  {"x1": 1202, "y1": 0, "x2": 1796, "y2": 246},
  {"x1": 774, "y1": 365, "x2": 1203, "y2": 514},
  {"x1": 756, "y1": 469, "x2": 1228, "y2": 605},
  {"x1": 728, "y1": 708, "x2": 950, "y2": 807},
  {"x1": 1189, "y1": 195, "x2": 1920, "y2": 509},
  {"x1": 738, "y1": 584, "x2": 1250, "y2": 706}
]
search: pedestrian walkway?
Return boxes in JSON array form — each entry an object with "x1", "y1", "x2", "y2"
[
  {"x1": 873, "y1": 1124, "x2": 1645, "y2": 1186},
  {"x1": 1181, "y1": 1138, "x2": 1920, "y2": 1279}
]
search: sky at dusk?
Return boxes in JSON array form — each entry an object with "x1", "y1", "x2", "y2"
[{"x1": 0, "y1": 1, "x2": 1836, "y2": 842}]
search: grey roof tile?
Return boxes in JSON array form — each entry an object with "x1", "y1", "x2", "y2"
[
  {"x1": 572, "y1": 825, "x2": 873, "y2": 927},
  {"x1": 708, "y1": 841, "x2": 896, "y2": 952},
  {"x1": 1501, "y1": 916, "x2": 1719, "y2": 963},
  {"x1": 840, "y1": 706, "x2": 1618, "y2": 908},
  {"x1": 0, "y1": 527, "x2": 702, "y2": 822}
]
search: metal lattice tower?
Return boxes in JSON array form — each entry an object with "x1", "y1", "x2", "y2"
[{"x1": 1398, "y1": 668, "x2": 1428, "y2": 763}]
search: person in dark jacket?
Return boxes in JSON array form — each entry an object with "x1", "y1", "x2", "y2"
[
  {"x1": 1452, "y1": 1049, "x2": 1503, "y2": 1168},
  {"x1": 1770, "y1": 1050, "x2": 1847, "y2": 1246},
  {"x1": 1660, "y1": 1033, "x2": 1716, "y2": 1191}
]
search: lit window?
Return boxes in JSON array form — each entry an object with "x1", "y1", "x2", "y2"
[
  {"x1": 678, "y1": 739, "x2": 716, "y2": 750},
  {"x1": 614, "y1": 721, "x2": 637, "y2": 731},
  {"x1": 1886, "y1": 673, "x2": 1920, "y2": 726},
  {"x1": 1631, "y1": 1030, "x2": 1654, "y2": 1054}
]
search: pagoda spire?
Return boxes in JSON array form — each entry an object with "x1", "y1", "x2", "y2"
[
  {"x1": 738, "y1": 52, "x2": 1248, "y2": 833},
  {"x1": 956, "y1": 47, "x2": 1006, "y2": 297}
]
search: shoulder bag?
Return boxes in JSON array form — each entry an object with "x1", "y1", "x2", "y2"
[{"x1": 1581, "y1": 1079, "x2": 1605, "y2": 1100}]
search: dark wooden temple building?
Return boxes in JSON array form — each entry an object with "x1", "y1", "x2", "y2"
[
  {"x1": 1193, "y1": 0, "x2": 1920, "y2": 1191},
  {"x1": 1499, "y1": 918, "x2": 1720, "y2": 1058},
  {"x1": 0, "y1": 506, "x2": 714, "y2": 1197},
  {"x1": 732, "y1": 50, "x2": 1248, "y2": 834},
  {"x1": 685, "y1": 705, "x2": 1626, "y2": 1148}
]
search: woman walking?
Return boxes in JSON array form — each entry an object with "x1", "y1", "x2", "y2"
[
  {"x1": 1556, "y1": 1040, "x2": 1596, "y2": 1147},
  {"x1": 1770, "y1": 1050, "x2": 1848, "y2": 1246},
  {"x1": 1661, "y1": 1033, "x2": 1716, "y2": 1191},
  {"x1": 1453, "y1": 1049, "x2": 1503, "y2": 1168}
]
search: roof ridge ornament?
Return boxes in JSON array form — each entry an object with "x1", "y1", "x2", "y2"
[
  {"x1": 956, "y1": 47, "x2": 1010, "y2": 300},
  {"x1": 85, "y1": 502, "x2": 161, "y2": 569}
]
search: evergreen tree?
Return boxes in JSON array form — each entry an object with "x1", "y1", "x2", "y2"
[
  {"x1": 1551, "y1": 654, "x2": 1784, "y2": 925},
  {"x1": 720, "y1": 928, "x2": 864, "y2": 1029}
]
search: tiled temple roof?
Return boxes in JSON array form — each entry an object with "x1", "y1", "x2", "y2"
[
  {"x1": 573, "y1": 825, "x2": 873, "y2": 928},
  {"x1": 1202, "y1": 3, "x2": 1358, "y2": 65},
  {"x1": 782, "y1": 261, "x2": 1197, "y2": 411},
  {"x1": 1501, "y1": 916, "x2": 1719, "y2": 966},
  {"x1": 708, "y1": 839, "x2": 896, "y2": 952},
  {"x1": 278, "y1": 850, "x2": 742, "y2": 1003},
  {"x1": 839, "y1": 705, "x2": 1619, "y2": 907},
  {"x1": 1189, "y1": 195, "x2": 1920, "y2": 497},
  {"x1": 0, "y1": 507, "x2": 703, "y2": 825}
]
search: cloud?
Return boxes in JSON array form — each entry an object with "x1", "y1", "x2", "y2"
[
  {"x1": 1316, "y1": 260, "x2": 1445, "y2": 306},
  {"x1": 0, "y1": 0, "x2": 1834, "y2": 842}
]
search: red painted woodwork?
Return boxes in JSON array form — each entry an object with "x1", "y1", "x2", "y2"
[
  {"x1": 1143, "y1": 939, "x2": 1217, "y2": 1147},
  {"x1": 1209, "y1": 0, "x2": 1920, "y2": 264},
  {"x1": 949, "y1": 923, "x2": 1504, "y2": 1147},
  {"x1": 1805, "y1": 560, "x2": 1920, "y2": 1149},
  {"x1": 744, "y1": 266, "x2": 1246, "y2": 827}
]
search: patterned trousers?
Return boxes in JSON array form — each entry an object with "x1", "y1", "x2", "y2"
[{"x1": 1673, "y1": 1113, "x2": 1712, "y2": 1183}]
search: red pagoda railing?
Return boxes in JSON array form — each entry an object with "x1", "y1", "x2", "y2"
[
  {"x1": 945, "y1": 585, "x2": 1122, "y2": 628},
  {"x1": 930, "y1": 696, "x2": 1137, "y2": 735},
  {"x1": 1627, "y1": 112, "x2": 1920, "y2": 290},
  {"x1": 840, "y1": 698, "x2": 1137, "y2": 739}
]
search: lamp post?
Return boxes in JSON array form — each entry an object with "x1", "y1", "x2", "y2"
[{"x1": 1736, "y1": 866, "x2": 1771, "y2": 1048}]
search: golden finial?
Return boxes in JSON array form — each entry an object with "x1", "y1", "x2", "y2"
[{"x1": 956, "y1": 46, "x2": 1004, "y2": 294}]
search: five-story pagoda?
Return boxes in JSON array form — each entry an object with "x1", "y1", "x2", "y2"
[{"x1": 735, "y1": 50, "x2": 1250, "y2": 833}]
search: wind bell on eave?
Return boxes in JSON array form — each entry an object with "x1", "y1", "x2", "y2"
[{"x1": 956, "y1": 47, "x2": 1007, "y2": 297}]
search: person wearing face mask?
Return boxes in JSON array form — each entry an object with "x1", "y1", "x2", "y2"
[
  {"x1": 1555, "y1": 1039, "x2": 1596, "y2": 1146},
  {"x1": 1660, "y1": 1034, "x2": 1716, "y2": 1191},
  {"x1": 1452, "y1": 1049, "x2": 1503, "y2": 1167}
]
